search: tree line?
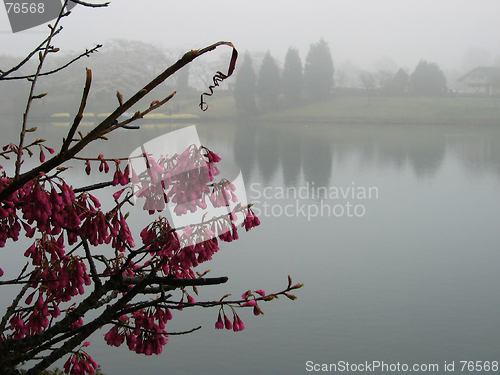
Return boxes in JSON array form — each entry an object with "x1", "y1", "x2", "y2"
[
  {"x1": 0, "y1": 37, "x2": 449, "y2": 117},
  {"x1": 232, "y1": 38, "x2": 448, "y2": 114}
]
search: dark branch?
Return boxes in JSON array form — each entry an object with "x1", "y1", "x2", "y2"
[
  {"x1": 61, "y1": 68, "x2": 92, "y2": 152},
  {"x1": 0, "y1": 45, "x2": 102, "y2": 81},
  {"x1": 0, "y1": 28, "x2": 63, "y2": 80},
  {"x1": 69, "y1": 0, "x2": 109, "y2": 7},
  {"x1": 121, "y1": 276, "x2": 228, "y2": 287}
]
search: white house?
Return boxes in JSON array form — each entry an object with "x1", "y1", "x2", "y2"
[{"x1": 457, "y1": 67, "x2": 500, "y2": 95}]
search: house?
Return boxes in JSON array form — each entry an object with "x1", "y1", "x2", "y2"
[{"x1": 457, "y1": 66, "x2": 500, "y2": 95}]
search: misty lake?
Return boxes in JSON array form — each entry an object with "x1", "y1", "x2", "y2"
[{"x1": 4, "y1": 118, "x2": 500, "y2": 374}]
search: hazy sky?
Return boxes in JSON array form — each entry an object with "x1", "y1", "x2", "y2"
[{"x1": 1, "y1": 0, "x2": 499, "y2": 72}]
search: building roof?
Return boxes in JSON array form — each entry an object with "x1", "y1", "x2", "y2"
[{"x1": 457, "y1": 66, "x2": 500, "y2": 82}]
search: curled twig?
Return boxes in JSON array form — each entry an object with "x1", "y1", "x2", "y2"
[{"x1": 199, "y1": 44, "x2": 238, "y2": 111}]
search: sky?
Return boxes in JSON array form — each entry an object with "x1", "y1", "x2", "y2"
[{"x1": 1, "y1": 0, "x2": 500, "y2": 73}]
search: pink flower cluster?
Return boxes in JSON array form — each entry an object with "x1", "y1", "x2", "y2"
[
  {"x1": 213, "y1": 289, "x2": 268, "y2": 333},
  {"x1": 131, "y1": 145, "x2": 223, "y2": 215},
  {"x1": 77, "y1": 193, "x2": 134, "y2": 251},
  {"x1": 8, "y1": 254, "x2": 91, "y2": 338},
  {"x1": 84, "y1": 156, "x2": 130, "y2": 187},
  {"x1": 0, "y1": 142, "x2": 266, "y2": 373},
  {"x1": 35, "y1": 255, "x2": 91, "y2": 302},
  {"x1": 64, "y1": 345, "x2": 98, "y2": 375},
  {"x1": 0, "y1": 174, "x2": 134, "y2": 254},
  {"x1": 209, "y1": 179, "x2": 237, "y2": 208},
  {"x1": 241, "y1": 289, "x2": 266, "y2": 316},
  {"x1": 104, "y1": 307, "x2": 172, "y2": 355},
  {"x1": 242, "y1": 207, "x2": 261, "y2": 232},
  {"x1": 0, "y1": 177, "x2": 75, "y2": 249},
  {"x1": 215, "y1": 309, "x2": 245, "y2": 332},
  {"x1": 8, "y1": 294, "x2": 52, "y2": 338}
]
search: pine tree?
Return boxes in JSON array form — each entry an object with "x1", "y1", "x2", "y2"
[
  {"x1": 410, "y1": 60, "x2": 447, "y2": 95},
  {"x1": 304, "y1": 38, "x2": 334, "y2": 100},
  {"x1": 387, "y1": 68, "x2": 410, "y2": 94},
  {"x1": 233, "y1": 52, "x2": 257, "y2": 113},
  {"x1": 282, "y1": 47, "x2": 303, "y2": 105},
  {"x1": 257, "y1": 51, "x2": 281, "y2": 112}
]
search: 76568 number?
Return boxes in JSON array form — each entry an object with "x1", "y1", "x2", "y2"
[
  {"x1": 5, "y1": 3, "x2": 45, "y2": 14},
  {"x1": 460, "y1": 361, "x2": 498, "y2": 372}
]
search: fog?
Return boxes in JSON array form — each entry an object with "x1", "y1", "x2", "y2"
[
  {"x1": 1, "y1": 0, "x2": 499, "y2": 73},
  {"x1": 3, "y1": 2, "x2": 500, "y2": 375}
]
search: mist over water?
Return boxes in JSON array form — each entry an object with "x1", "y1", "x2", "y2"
[
  {"x1": 5, "y1": 119, "x2": 500, "y2": 374},
  {"x1": 1, "y1": 1, "x2": 500, "y2": 373}
]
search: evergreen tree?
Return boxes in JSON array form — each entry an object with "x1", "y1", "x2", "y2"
[
  {"x1": 387, "y1": 68, "x2": 410, "y2": 94},
  {"x1": 304, "y1": 38, "x2": 334, "y2": 100},
  {"x1": 233, "y1": 52, "x2": 257, "y2": 113},
  {"x1": 410, "y1": 60, "x2": 447, "y2": 95},
  {"x1": 257, "y1": 51, "x2": 281, "y2": 112},
  {"x1": 282, "y1": 47, "x2": 303, "y2": 105}
]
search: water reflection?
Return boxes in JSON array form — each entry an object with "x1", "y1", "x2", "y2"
[
  {"x1": 3, "y1": 118, "x2": 500, "y2": 375},
  {"x1": 231, "y1": 123, "x2": 500, "y2": 184}
]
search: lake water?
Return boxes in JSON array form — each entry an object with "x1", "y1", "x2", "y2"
[{"x1": 3, "y1": 119, "x2": 500, "y2": 374}]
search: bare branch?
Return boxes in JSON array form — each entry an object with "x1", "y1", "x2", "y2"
[
  {"x1": 82, "y1": 239, "x2": 101, "y2": 288},
  {"x1": 0, "y1": 45, "x2": 102, "y2": 81},
  {"x1": 70, "y1": 0, "x2": 110, "y2": 7},
  {"x1": 13, "y1": 2, "x2": 70, "y2": 179},
  {"x1": 0, "y1": 28, "x2": 63, "y2": 80},
  {"x1": 61, "y1": 68, "x2": 92, "y2": 152},
  {"x1": 122, "y1": 276, "x2": 228, "y2": 287}
]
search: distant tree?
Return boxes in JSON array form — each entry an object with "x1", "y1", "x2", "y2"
[
  {"x1": 357, "y1": 70, "x2": 377, "y2": 105},
  {"x1": 281, "y1": 47, "x2": 303, "y2": 105},
  {"x1": 375, "y1": 70, "x2": 395, "y2": 90},
  {"x1": 304, "y1": 38, "x2": 334, "y2": 100},
  {"x1": 357, "y1": 70, "x2": 377, "y2": 91},
  {"x1": 410, "y1": 60, "x2": 447, "y2": 95},
  {"x1": 256, "y1": 51, "x2": 281, "y2": 112},
  {"x1": 233, "y1": 52, "x2": 258, "y2": 113},
  {"x1": 92, "y1": 39, "x2": 166, "y2": 92},
  {"x1": 386, "y1": 68, "x2": 410, "y2": 94},
  {"x1": 334, "y1": 70, "x2": 349, "y2": 88}
]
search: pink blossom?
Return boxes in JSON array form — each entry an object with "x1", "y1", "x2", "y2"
[
  {"x1": 224, "y1": 314, "x2": 232, "y2": 330},
  {"x1": 233, "y1": 314, "x2": 245, "y2": 332},
  {"x1": 215, "y1": 312, "x2": 224, "y2": 329},
  {"x1": 253, "y1": 305, "x2": 263, "y2": 316}
]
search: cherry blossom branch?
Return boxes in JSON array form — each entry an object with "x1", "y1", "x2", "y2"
[
  {"x1": 0, "y1": 283, "x2": 30, "y2": 333},
  {"x1": 121, "y1": 275, "x2": 228, "y2": 288},
  {"x1": 108, "y1": 91, "x2": 177, "y2": 131},
  {"x1": 82, "y1": 239, "x2": 101, "y2": 288},
  {"x1": 0, "y1": 41, "x2": 238, "y2": 202},
  {"x1": 110, "y1": 320, "x2": 201, "y2": 336},
  {"x1": 23, "y1": 265, "x2": 161, "y2": 374}
]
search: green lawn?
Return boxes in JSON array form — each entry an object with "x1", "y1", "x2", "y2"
[
  {"x1": 183, "y1": 95, "x2": 500, "y2": 125},
  {"x1": 260, "y1": 96, "x2": 500, "y2": 125}
]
